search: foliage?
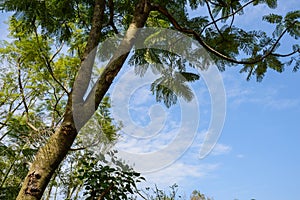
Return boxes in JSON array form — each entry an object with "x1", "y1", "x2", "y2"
[
  {"x1": 0, "y1": 98, "x2": 121, "y2": 199},
  {"x1": 190, "y1": 190, "x2": 213, "y2": 200},
  {"x1": 0, "y1": 0, "x2": 299, "y2": 199},
  {"x1": 0, "y1": 25, "x2": 121, "y2": 197},
  {"x1": 77, "y1": 151, "x2": 145, "y2": 200},
  {"x1": 136, "y1": 184, "x2": 213, "y2": 200},
  {"x1": 142, "y1": 184, "x2": 184, "y2": 200}
]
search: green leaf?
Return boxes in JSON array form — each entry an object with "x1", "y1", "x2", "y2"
[
  {"x1": 176, "y1": 72, "x2": 200, "y2": 82},
  {"x1": 262, "y1": 13, "x2": 282, "y2": 23},
  {"x1": 253, "y1": 0, "x2": 277, "y2": 9}
]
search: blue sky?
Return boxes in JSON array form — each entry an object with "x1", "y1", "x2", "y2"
[
  {"x1": 114, "y1": 64, "x2": 300, "y2": 199},
  {"x1": 109, "y1": 2, "x2": 300, "y2": 200},
  {"x1": 1, "y1": 1, "x2": 300, "y2": 200}
]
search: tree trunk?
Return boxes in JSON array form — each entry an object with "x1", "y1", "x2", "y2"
[{"x1": 16, "y1": 0, "x2": 151, "y2": 199}]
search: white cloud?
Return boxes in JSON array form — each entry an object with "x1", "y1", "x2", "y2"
[
  {"x1": 223, "y1": 72, "x2": 300, "y2": 111},
  {"x1": 140, "y1": 161, "x2": 220, "y2": 188},
  {"x1": 129, "y1": 85, "x2": 154, "y2": 106},
  {"x1": 232, "y1": 92, "x2": 300, "y2": 111},
  {"x1": 210, "y1": 143, "x2": 232, "y2": 156},
  {"x1": 115, "y1": 122, "x2": 200, "y2": 172},
  {"x1": 264, "y1": 98, "x2": 300, "y2": 110},
  {"x1": 190, "y1": 129, "x2": 230, "y2": 158}
]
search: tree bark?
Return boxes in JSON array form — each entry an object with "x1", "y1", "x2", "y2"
[{"x1": 16, "y1": 0, "x2": 151, "y2": 199}]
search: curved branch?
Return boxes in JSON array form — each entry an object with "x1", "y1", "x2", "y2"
[
  {"x1": 201, "y1": 0, "x2": 255, "y2": 34},
  {"x1": 271, "y1": 49, "x2": 300, "y2": 57},
  {"x1": 152, "y1": 3, "x2": 293, "y2": 65}
]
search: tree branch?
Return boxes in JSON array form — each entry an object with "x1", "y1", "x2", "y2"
[
  {"x1": 72, "y1": 0, "x2": 106, "y2": 105},
  {"x1": 0, "y1": 130, "x2": 11, "y2": 142},
  {"x1": 136, "y1": 189, "x2": 148, "y2": 200},
  {"x1": 229, "y1": 7, "x2": 235, "y2": 29},
  {"x1": 0, "y1": 122, "x2": 8, "y2": 126},
  {"x1": 69, "y1": 139, "x2": 101, "y2": 151},
  {"x1": 45, "y1": 58, "x2": 70, "y2": 95},
  {"x1": 271, "y1": 49, "x2": 300, "y2": 57},
  {"x1": 97, "y1": 183, "x2": 114, "y2": 200},
  {"x1": 73, "y1": 0, "x2": 152, "y2": 129},
  {"x1": 108, "y1": 0, "x2": 119, "y2": 34},
  {"x1": 49, "y1": 42, "x2": 64, "y2": 63},
  {"x1": 17, "y1": 57, "x2": 29, "y2": 115},
  {"x1": 205, "y1": 0, "x2": 223, "y2": 37},
  {"x1": 32, "y1": 25, "x2": 70, "y2": 95},
  {"x1": 152, "y1": 3, "x2": 293, "y2": 65},
  {"x1": 17, "y1": 58, "x2": 39, "y2": 132},
  {"x1": 201, "y1": 0, "x2": 255, "y2": 34}
]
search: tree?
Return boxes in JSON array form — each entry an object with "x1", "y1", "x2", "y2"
[
  {"x1": 0, "y1": 0, "x2": 299, "y2": 199},
  {"x1": 134, "y1": 184, "x2": 213, "y2": 200},
  {"x1": 141, "y1": 184, "x2": 183, "y2": 200},
  {"x1": 190, "y1": 190, "x2": 213, "y2": 200}
]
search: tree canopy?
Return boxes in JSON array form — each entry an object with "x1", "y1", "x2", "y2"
[{"x1": 0, "y1": 0, "x2": 299, "y2": 199}]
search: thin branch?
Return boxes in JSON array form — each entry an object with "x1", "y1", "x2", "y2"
[
  {"x1": 0, "y1": 130, "x2": 11, "y2": 142},
  {"x1": 155, "y1": 185, "x2": 162, "y2": 200},
  {"x1": 53, "y1": 93, "x2": 64, "y2": 118},
  {"x1": 9, "y1": 98, "x2": 23, "y2": 115},
  {"x1": 69, "y1": 138, "x2": 102, "y2": 151},
  {"x1": 201, "y1": 0, "x2": 255, "y2": 34},
  {"x1": 0, "y1": 143, "x2": 27, "y2": 188},
  {"x1": 55, "y1": 115, "x2": 64, "y2": 127},
  {"x1": 136, "y1": 190, "x2": 148, "y2": 200},
  {"x1": 32, "y1": 23, "x2": 70, "y2": 95},
  {"x1": 271, "y1": 49, "x2": 300, "y2": 57},
  {"x1": 0, "y1": 155, "x2": 17, "y2": 188},
  {"x1": 17, "y1": 58, "x2": 39, "y2": 132},
  {"x1": 45, "y1": 56, "x2": 70, "y2": 95},
  {"x1": 108, "y1": 0, "x2": 119, "y2": 34},
  {"x1": 27, "y1": 122, "x2": 39, "y2": 132},
  {"x1": 0, "y1": 122, "x2": 8, "y2": 126},
  {"x1": 49, "y1": 42, "x2": 64, "y2": 63},
  {"x1": 152, "y1": 3, "x2": 293, "y2": 65},
  {"x1": 97, "y1": 183, "x2": 114, "y2": 200},
  {"x1": 205, "y1": 0, "x2": 223, "y2": 37},
  {"x1": 45, "y1": 79, "x2": 64, "y2": 120},
  {"x1": 229, "y1": 7, "x2": 235, "y2": 29},
  {"x1": 246, "y1": 66, "x2": 254, "y2": 81},
  {"x1": 17, "y1": 58, "x2": 29, "y2": 115},
  {"x1": 69, "y1": 146, "x2": 87, "y2": 151}
]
